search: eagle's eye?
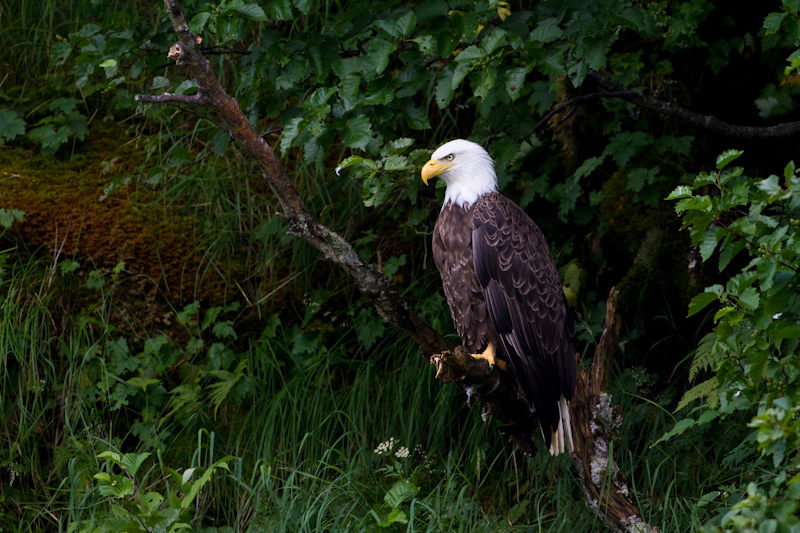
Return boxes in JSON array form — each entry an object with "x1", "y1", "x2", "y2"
[{"x1": 444, "y1": 154, "x2": 455, "y2": 161}]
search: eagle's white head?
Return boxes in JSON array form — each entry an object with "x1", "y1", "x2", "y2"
[{"x1": 421, "y1": 139, "x2": 498, "y2": 208}]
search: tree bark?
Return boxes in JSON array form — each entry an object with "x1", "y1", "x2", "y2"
[{"x1": 137, "y1": 2, "x2": 658, "y2": 530}]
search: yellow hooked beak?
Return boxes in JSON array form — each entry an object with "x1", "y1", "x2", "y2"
[{"x1": 421, "y1": 159, "x2": 453, "y2": 185}]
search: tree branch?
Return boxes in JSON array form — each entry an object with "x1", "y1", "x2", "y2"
[
  {"x1": 135, "y1": 92, "x2": 205, "y2": 105},
  {"x1": 570, "y1": 288, "x2": 660, "y2": 533},
  {"x1": 138, "y1": 0, "x2": 447, "y2": 357},
  {"x1": 139, "y1": 2, "x2": 657, "y2": 530},
  {"x1": 534, "y1": 91, "x2": 631, "y2": 132},
  {"x1": 586, "y1": 70, "x2": 800, "y2": 140}
]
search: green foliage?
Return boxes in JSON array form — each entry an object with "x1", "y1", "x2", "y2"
[
  {"x1": 0, "y1": 208, "x2": 25, "y2": 230},
  {"x1": 78, "y1": 448, "x2": 232, "y2": 532},
  {"x1": 5, "y1": 0, "x2": 800, "y2": 531},
  {"x1": 667, "y1": 152, "x2": 800, "y2": 531},
  {"x1": 0, "y1": 111, "x2": 26, "y2": 144}
]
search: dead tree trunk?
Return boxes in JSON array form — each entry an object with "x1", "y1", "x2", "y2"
[{"x1": 136, "y1": 3, "x2": 658, "y2": 531}]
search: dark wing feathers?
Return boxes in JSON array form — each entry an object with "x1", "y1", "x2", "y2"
[
  {"x1": 472, "y1": 193, "x2": 576, "y2": 436},
  {"x1": 433, "y1": 202, "x2": 498, "y2": 354}
]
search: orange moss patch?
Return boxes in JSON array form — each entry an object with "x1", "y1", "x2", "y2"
[{"x1": 0, "y1": 124, "x2": 216, "y2": 304}]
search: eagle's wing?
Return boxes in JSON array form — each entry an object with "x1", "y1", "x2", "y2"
[{"x1": 471, "y1": 193, "x2": 576, "y2": 439}]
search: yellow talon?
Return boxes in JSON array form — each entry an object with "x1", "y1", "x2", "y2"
[{"x1": 471, "y1": 343, "x2": 507, "y2": 372}]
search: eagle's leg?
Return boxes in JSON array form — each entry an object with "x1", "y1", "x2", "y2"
[{"x1": 471, "y1": 343, "x2": 507, "y2": 372}]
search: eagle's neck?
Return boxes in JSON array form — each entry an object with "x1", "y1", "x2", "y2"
[{"x1": 442, "y1": 164, "x2": 498, "y2": 208}]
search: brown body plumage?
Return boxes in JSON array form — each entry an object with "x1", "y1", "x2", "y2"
[{"x1": 423, "y1": 139, "x2": 576, "y2": 455}]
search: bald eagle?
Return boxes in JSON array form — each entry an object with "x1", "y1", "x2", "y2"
[{"x1": 422, "y1": 139, "x2": 576, "y2": 456}]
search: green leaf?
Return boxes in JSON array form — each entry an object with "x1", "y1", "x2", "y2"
[
  {"x1": 716, "y1": 149, "x2": 743, "y2": 170},
  {"x1": 279, "y1": 116, "x2": 305, "y2": 153},
  {"x1": 364, "y1": 38, "x2": 397, "y2": 76},
  {"x1": 573, "y1": 156, "x2": 605, "y2": 180},
  {"x1": 688, "y1": 291, "x2": 719, "y2": 317},
  {"x1": 718, "y1": 239, "x2": 746, "y2": 271},
  {"x1": 336, "y1": 155, "x2": 365, "y2": 173},
  {"x1": 674, "y1": 195, "x2": 712, "y2": 214},
  {"x1": 177, "y1": 301, "x2": 200, "y2": 325},
  {"x1": 342, "y1": 115, "x2": 373, "y2": 150},
  {"x1": 737, "y1": 286, "x2": 760, "y2": 310},
  {"x1": 354, "y1": 308, "x2": 386, "y2": 349},
  {"x1": 51, "y1": 40, "x2": 73, "y2": 67},
  {"x1": 237, "y1": 4, "x2": 267, "y2": 21},
  {"x1": 94, "y1": 473, "x2": 134, "y2": 498},
  {"x1": 758, "y1": 175, "x2": 782, "y2": 194},
  {"x1": 771, "y1": 322, "x2": 800, "y2": 340},
  {"x1": 505, "y1": 65, "x2": 532, "y2": 101},
  {"x1": 151, "y1": 76, "x2": 169, "y2": 89},
  {"x1": 383, "y1": 155, "x2": 409, "y2": 171},
  {"x1": 435, "y1": 68, "x2": 455, "y2": 108},
  {"x1": 264, "y1": 0, "x2": 292, "y2": 20},
  {"x1": 652, "y1": 418, "x2": 696, "y2": 446},
  {"x1": 666, "y1": 185, "x2": 693, "y2": 200},
  {"x1": 784, "y1": 160, "x2": 796, "y2": 180},
  {"x1": 764, "y1": 12, "x2": 787, "y2": 35},
  {"x1": 0, "y1": 112, "x2": 26, "y2": 143},
  {"x1": 121, "y1": 452, "x2": 151, "y2": 476},
  {"x1": 472, "y1": 67, "x2": 495, "y2": 99},
  {"x1": 384, "y1": 480, "x2": 418, "y2": 508},
  {"x1": 0, "y1": 208, "x2": 25, "y2": 229},
  {"x1": 531, "y1": 23, "x2": 563, "y2": 43},
  {"x1": 98, "y1": 58, "x2": 117, "y2": 68},
  {"x1": 396, "y1": 10, "x2": 417, "y2": 37},
  {"x1": 59, "y1": 260, "x2": 79, "y2": 275},
  {"x1": 626, "y1": 167, "x2": 659, "y2": 193},
  {"x1": 180, "y1": 459, "x2": 230, "y2": 508},
  {"x1": 398, "y1": 101, "x2": 430, "y2": 130},
  {"x1": 700, "y1": 226, "x2": 724, "y2": 261},
  {"x1": 212, "y1": 320, "x2": 237, "y2": 339},
  {"x1": 128, "y1": 376, "x2": 160, "y2": 390},
  {"x1": 188, "y1": 12, "x2": 213, "y2": 33},
  {"x1": 97, "y1": 450, "x2": 123, "y2": 466},
  {"x1": 481, "y1": 28, "x2": 507, "y2": 55},
  {"x1": 604, "y1": 131, "x2": 652, "y2": 166},
  {"x1": 382, "y1": 254, "x2": 406, "y2": 279},
  {"x1": 377, "y1": 507, "x2": 408, "y2": 526},
  {"x1": 582, "y1": 37, "x2": 608, "y2": 71},
  {"x1": 212, "y1": 130, "x2": 230, "y2": 155},
  {"x1": 697, "y1": 491, "x2": 721, "y2": 508}
]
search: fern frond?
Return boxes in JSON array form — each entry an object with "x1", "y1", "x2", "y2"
[
  {"x1": 688, "y1": 332, "x2": 723, "y2": 381},
  {"x1": 677, "y1": 376, "x2": 721, "y2": 411}
]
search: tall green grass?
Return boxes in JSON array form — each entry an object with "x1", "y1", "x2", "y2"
[
  {"x1": 0, "y1": 0, "x2": 154, "y2": 101},
  {"x1": 0, "y1": 239, "x2": 596, "y2": 531}
]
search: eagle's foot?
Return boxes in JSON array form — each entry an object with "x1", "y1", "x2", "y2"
[{"x1": 471, "y1": 343, "x2": 507, "y2": 373}]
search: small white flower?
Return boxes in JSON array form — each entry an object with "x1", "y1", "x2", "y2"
[
  {"x1": 395, "y1": 446, "x2": 410, "y2": 459},
  {"x1": 374, "y1": 437, "x2": 396, "y2": 455}
]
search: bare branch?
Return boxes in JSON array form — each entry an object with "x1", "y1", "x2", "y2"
[
  {"x1": 587, "y1": 70, "x2": 800, "y2": 140},
  {"x1": 534, "y1": 91, "x2": 631, "y2": 132},
  {"x1": 134, "y1": 92, "x2": 205, "y2": 105}
]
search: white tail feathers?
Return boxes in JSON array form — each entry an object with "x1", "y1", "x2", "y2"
[{"x1": 548, "y1": 395, "x2": 574, "y2": 456}]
